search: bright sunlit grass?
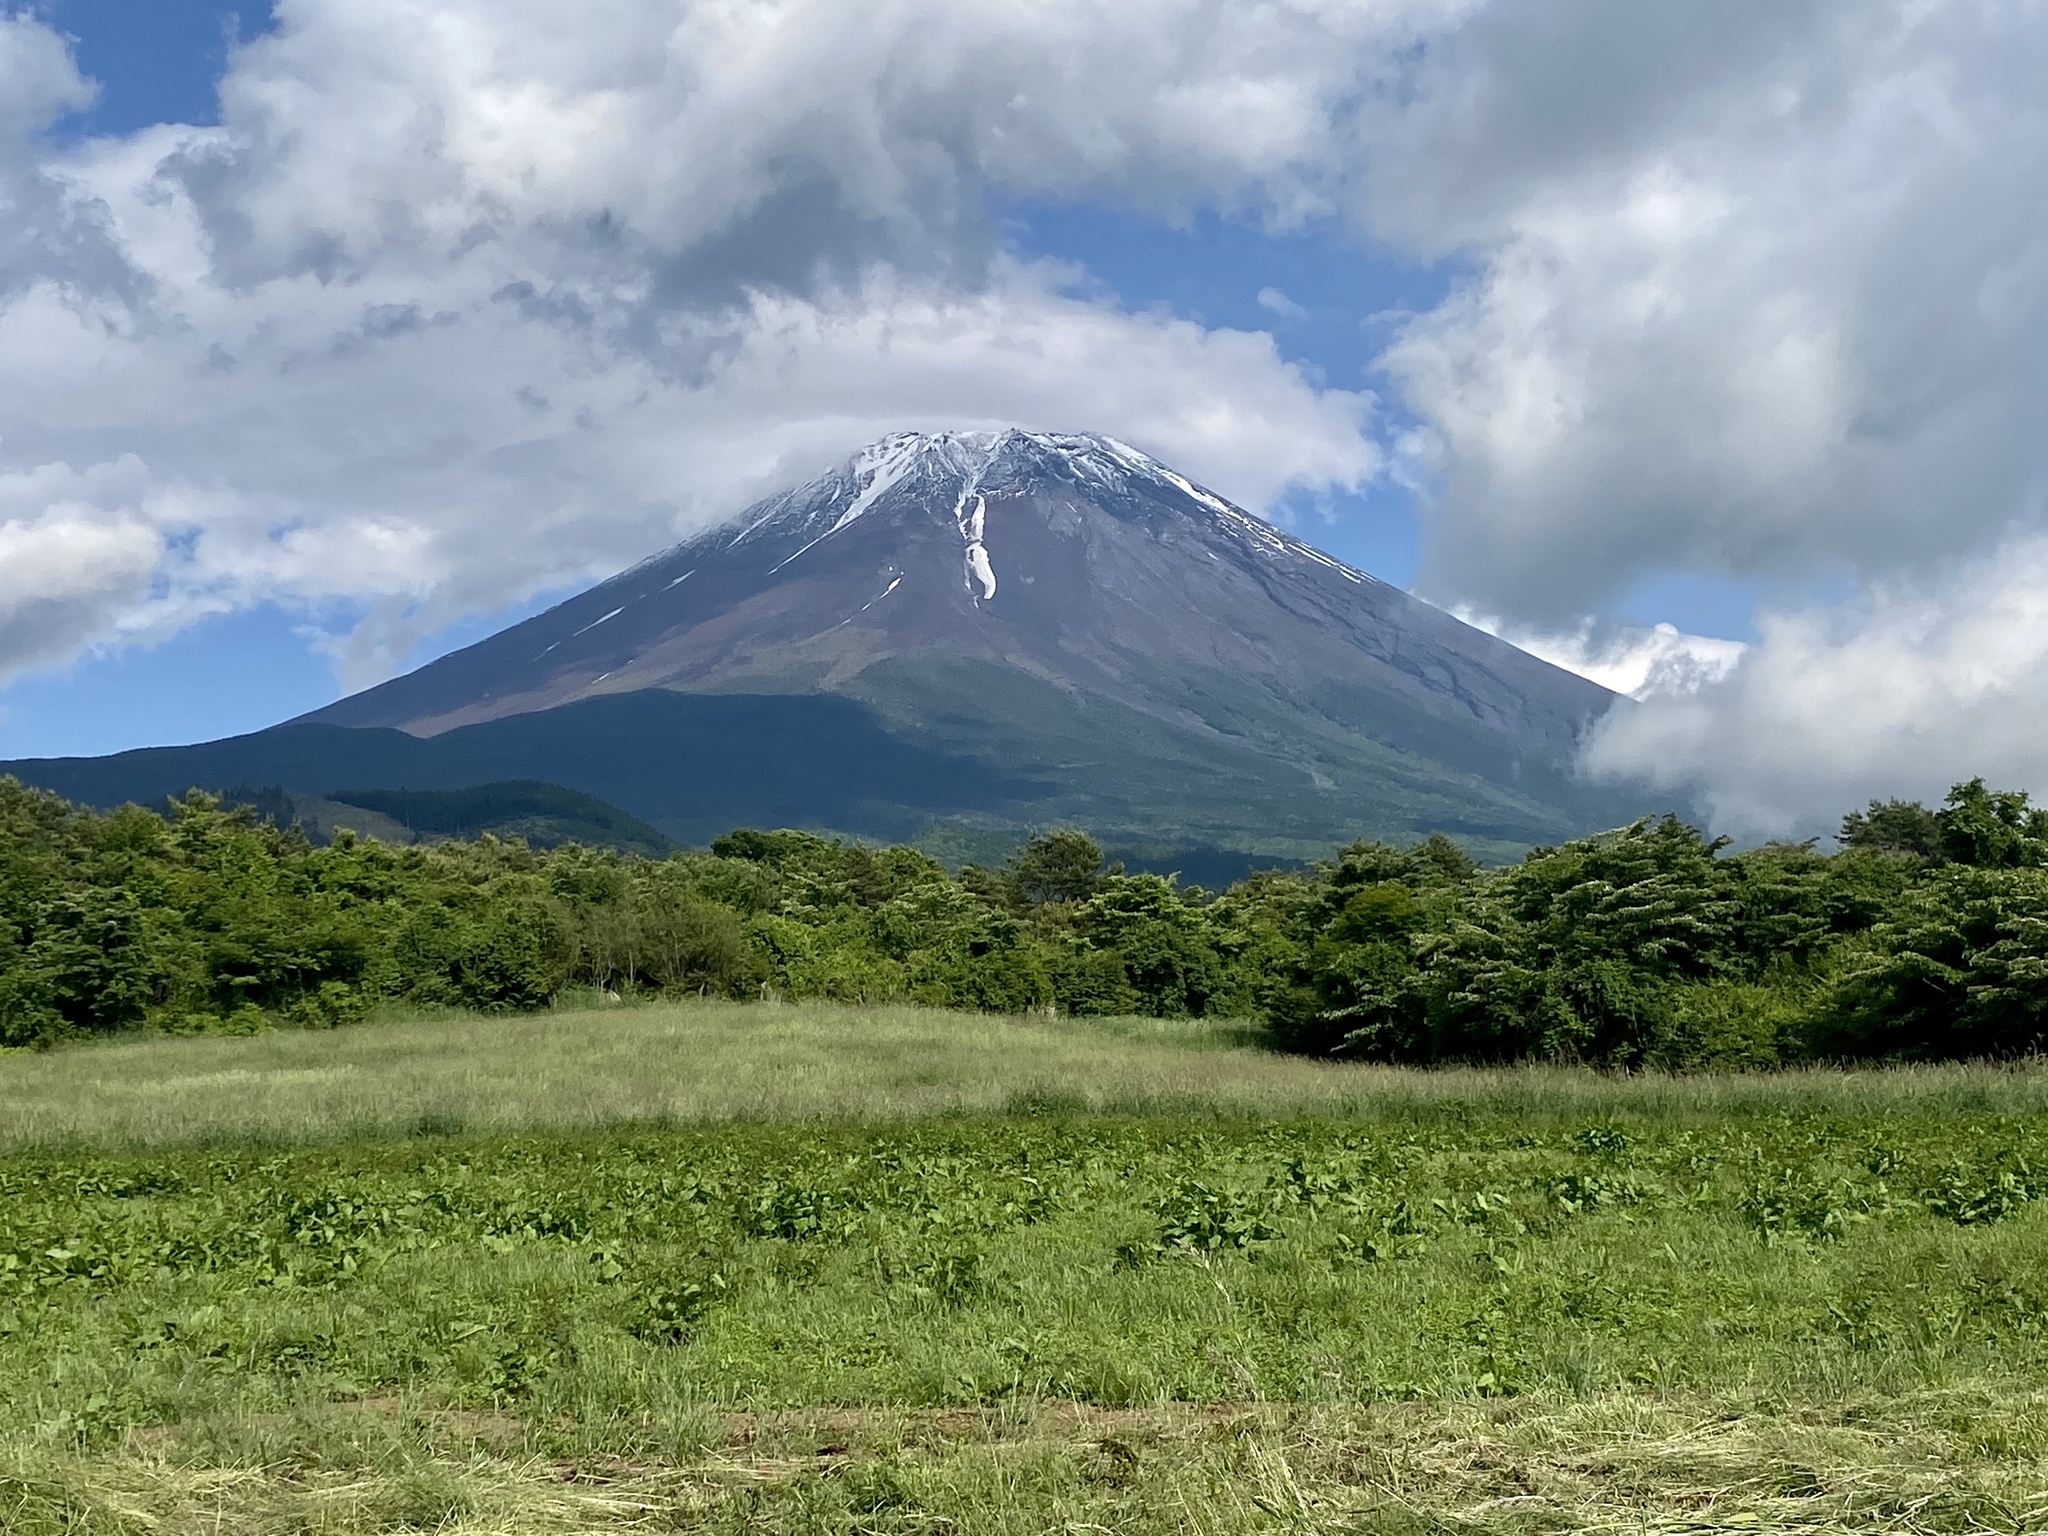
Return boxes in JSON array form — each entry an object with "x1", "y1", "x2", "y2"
[{"x1": 1, "y1": 996, "x2": 2044, "y2": 1150}]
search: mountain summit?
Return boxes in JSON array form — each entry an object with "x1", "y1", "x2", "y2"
[
  {"x1": 11, "y1": 431, "x2": 1643, "y2": 866},
  {"x1": 317, "y1": 429, "x2": 1603, "y2": 740}
]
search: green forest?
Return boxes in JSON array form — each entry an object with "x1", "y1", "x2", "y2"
[{"x1": 3, "y1": 774, "x2": 2045, "y2": 1067}]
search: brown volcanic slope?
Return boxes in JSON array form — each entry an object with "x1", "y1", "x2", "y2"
[{"x1": 287, "y1": 429, "x2": 1640, "y2": 861}]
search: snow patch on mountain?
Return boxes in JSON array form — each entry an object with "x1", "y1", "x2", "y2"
[
  {"x1": 960, "y1": 493, "x2": 996, "y2": 600},
  {"x1": 831, "y1": 435, "x2": 927, "y2": 535},
  {"x1": 839, "y1": 571, "x2": 905, "y2": 628}
]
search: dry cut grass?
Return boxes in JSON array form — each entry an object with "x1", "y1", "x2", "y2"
[
  {"x1": 2, "y1": 997, "x2": 2046, "y2": 1150},
  {"x1": 8, "y1": 1388, "x2": 2048, "y2": 1534}
]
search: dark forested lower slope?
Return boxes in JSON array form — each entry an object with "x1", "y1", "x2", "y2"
[
  {"x1": 224, "y1": 780, "x2": 676, "y2": 857},
  {"x1": 3, "y1": 772, "x2": 2043, "y2": 1064},
  {"x1": 1, "y1": 431, "x2": 1650, "y2": 864}
]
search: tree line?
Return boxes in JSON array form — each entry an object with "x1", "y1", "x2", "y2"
[{"x1": 2, "y1": 774, "x2": 2045, "y2": 1065}]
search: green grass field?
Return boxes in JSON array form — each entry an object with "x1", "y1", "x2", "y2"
[{"x1": 3, "y1": 1002, "x2": 2047, "y2": 1534}]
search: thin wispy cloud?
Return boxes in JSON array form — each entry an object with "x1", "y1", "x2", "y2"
[{"x1": 1257, "y1": 287, "x2": 1308, "y2": 320}]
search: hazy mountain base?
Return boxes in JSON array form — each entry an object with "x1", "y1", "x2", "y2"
[
  {"x1": 837, "y1": 654, "x2": 1642, "y2": 866},
  {"x1": 216, "y1": 782, "x2": 678, "y2": 858},
  {"x1": 0, "y1": 1018, "x2": 2044, "y2": 1536},
  {"x1": 0, "y1": 693, "x2": 1044, "y2": 847},
  {"x1": 323, "y1": 782, "x2": 676, "y2": 858},
  {"x1": 0, "y1": 672, "x2": 1653, "y2": 869}
]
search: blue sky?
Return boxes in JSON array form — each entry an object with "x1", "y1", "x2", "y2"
[{"x1": 33, "y1": 0, "x2": 268, "y2": 137}]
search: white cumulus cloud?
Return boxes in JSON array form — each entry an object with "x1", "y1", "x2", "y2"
[
  {"x1": 0, "y1": 13, "x2": 92, "y2": 143},
  {"x1": 0, "y1": 462, "x2": 163, "y2": 682},
  {"x1": 1584, "y1": 538, "x2": 2048, "y2": 838},
  {"x1": 1, "y1": 0, "x2": 2047, "y2": 836},
  {"x1": 0, "y1": 0, "x2": 1397, "y2": 686},
  {"x1": 1456, "y1": 611, "x2": 1745, "y2": 701},
  {"x1": 1350, "y1": 0, "x2": 2048, "y2": 825},
  {"x1": 1367, "y1": 1, "x2": 2048, "y2": 624}
]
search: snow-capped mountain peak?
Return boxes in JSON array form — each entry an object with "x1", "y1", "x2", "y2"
[
  {"x1": 299, "y1": 424, "x2": 1632, "y2": 861},
  {"x1": 711, "y1": 428, "x2": 1384, "y2": 603}
]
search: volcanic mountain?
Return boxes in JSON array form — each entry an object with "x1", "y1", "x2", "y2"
[{"x1": 6, "y1": 430, "x2": 1645, "y2": 868}]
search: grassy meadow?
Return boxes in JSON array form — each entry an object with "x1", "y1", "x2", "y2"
[
  {"x1": 3, "y1": 1001, "x2": 2047, "y2": 1534},
  {"x1": 7, "y1": 996, "x2": 2045, "y2": 1151}
]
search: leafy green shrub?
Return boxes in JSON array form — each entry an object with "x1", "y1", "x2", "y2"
[
  {"x1": 636, "y1": 890, "x2": 753, "y2": 994},
  {"x1": 1080, "y1": 875, "x2": 1224, "y2": 1017},
  {"x1": 6, "y1": 772, "x2": 2048, "y2": 1067},
  {"x1": 1048, "y1": 946, "x2": 1138, "y2": 1017},
  {"x1": 282, "y1": 981, "x2": 367, "y2": 1030},
  {"x1": 219, "y1": 1004, "x2": 269, "y2": 1036},
  {"x1": 1921, "y1": 1155, "x2": 2048, "y2": 1225},
  {"x1": 1644, "y1": 977, "x2": 1798, "y2": 1069},
  {"x1": 0, "y1": 962, "x2": 58, "y2": 1047},
  {"x1": 1740, "y1": 1165, "x2": 1897, "y2": 1242},
  {"x1": 396, "y1": 900, "x2": 568, "y2": 1012}
]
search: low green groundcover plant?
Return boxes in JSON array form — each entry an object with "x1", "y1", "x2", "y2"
[
  {"x1": 2, "y1": 1106, "x2": 2044, "y2": 1414},
  {"x1": 1, "y1": 1098, "x2": 2046, "y2": 1532},
  {"x1": 6, "y1": 774, "x2": 2048, "y2": 1065}
]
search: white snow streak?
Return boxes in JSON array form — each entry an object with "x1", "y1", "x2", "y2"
[
  {"x1": 1154, "y1": 465, "x2": 1234, "y2": 518},
  {"x1": 572, "y1": 606, "x2": 625, "y2": 636},
  {"x1": 953, "y1": 487, "x2": 996, "y2": 600},
  {"x1": 830, "y1": 438, "x2": 924, "y2": 535},
  {"x1": 840, "y1": 572, "x2": 905, "y2": 626},
  {"x1": 966, "y1": 542, "x2": 996, "y2": 599},
  {"x1": 767, "y1": 436, "x2": 929, "y2": 573}
]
